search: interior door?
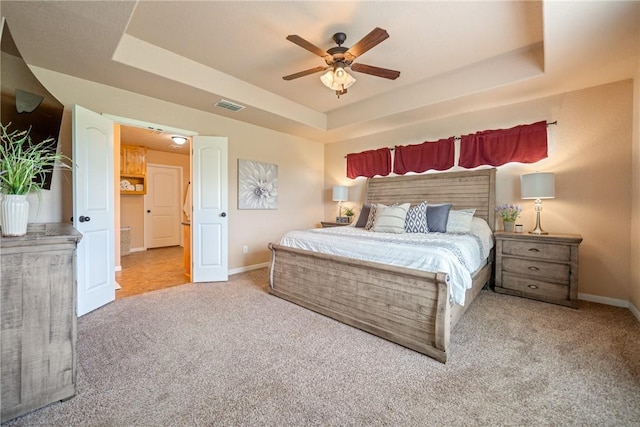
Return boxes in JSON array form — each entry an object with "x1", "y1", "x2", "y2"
[
  {"x1": 145, "y1": 164, "x2": 181, "y2": 248},
  {"x1": 72, "y1": 105, "x2": 115, "y2": 316},
  {"x1": 191, "y1": 136, "x2": 228, "y2": 282}
]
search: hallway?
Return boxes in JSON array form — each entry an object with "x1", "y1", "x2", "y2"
[{"x1": 115, "y1": 246, "x2": 189, "y2": 299}]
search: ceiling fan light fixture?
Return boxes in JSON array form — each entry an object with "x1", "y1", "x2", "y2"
[
  {"x1": 320, "y1": 68, "x2": 356, "y2": 93},
  {"x1": 171, "y1": 135, "x2": 188, "y2": 145}
]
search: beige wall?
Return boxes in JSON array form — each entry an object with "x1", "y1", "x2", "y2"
[
  {"x1": 325, "y1": 80, "x2": 634, "y2": 303},
  {"x1": 631, "y1": 63, "x2": 640, "y2": 314},
  {"x1": 32, "y1": 67, "x2": 324, "y2": 272}
]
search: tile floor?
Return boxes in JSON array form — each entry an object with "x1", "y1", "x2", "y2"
[{"x1": 115, "y1": 246, "x2": 189, "y2": 299}]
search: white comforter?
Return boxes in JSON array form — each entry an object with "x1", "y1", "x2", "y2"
[{"x1": 279, "y1": 217, "x2": 494, "y2": 306}]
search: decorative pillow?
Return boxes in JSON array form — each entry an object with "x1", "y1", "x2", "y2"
[
  {"x1": 354, "y1": 204, "x2": 371, "y2": 228},
  {"x1": 404, "y1": 202, "x2": 428, "y2": 233},
  {"x1": 364, "y1": 204, "x2": 379, "y2": 230},
  {"x1": 373, "y1": 203, "x2": 411, "y2": 233},
  {"x1": 426, "y1": 203, "x2": 453, "y2": 233},
  {"x1": 447, "y1": 209, "x2": 476, "y2": 233}
]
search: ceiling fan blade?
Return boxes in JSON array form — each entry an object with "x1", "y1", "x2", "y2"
[
  {"x1": 282, "y1": 66, "x2": 329, "y2": 81},
  {"x1": 345, "y1": 27, "x2": 389, "y2": 59},
  {"x1": 350, "y1": 63, "x2": 400, "y2": 80},
  {"x1": 286, "y1": 35, "x2": 328, "y2": 58}
]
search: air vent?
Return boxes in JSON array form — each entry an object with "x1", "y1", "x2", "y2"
[
  {"x1": 214, "y1": 99, "x2": 245, "y2": 112},
  {"x1": 168, "y1": 144, "x2": 185, "y2": 149}
]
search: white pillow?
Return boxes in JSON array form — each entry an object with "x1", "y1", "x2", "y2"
[
  {"x1": 447, "y1": 209, "x2": 476, "y2": 233},
  {"x1": 372, "y1": 203, "x2": 411, "y2": 233}
]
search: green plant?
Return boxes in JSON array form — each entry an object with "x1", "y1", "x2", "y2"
[
  {"x1": 343, "y1": 206, "x2": 355, "y2": 217},
  {"x1": 495, "y1": 204, "x2": 521, "y2": 222},
  {"x1": 0, "y1": 123, "x2": 71, "y2": 196}
]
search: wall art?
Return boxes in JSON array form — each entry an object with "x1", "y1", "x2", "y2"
[{"x1": 238, "y1": 159, "x2": 278, "y2": 209}]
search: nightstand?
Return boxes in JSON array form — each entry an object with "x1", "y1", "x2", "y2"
[
  {"x1": 320, "y1": 221, "x2": 351, "y2": 228},
  {"x1": 494, "y1": 231, "x2": 582, "y2": 308}
]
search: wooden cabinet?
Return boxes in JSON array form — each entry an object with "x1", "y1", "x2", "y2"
[
  {"x1": 494, "y1": 231, "x2": 582, "y2": 308},
  {"x1": 120, "y1": 145, "x2": 147, "y2": 195},
  {"x1": 1, "y1": 223, "x2": 82, "y2": 422}
]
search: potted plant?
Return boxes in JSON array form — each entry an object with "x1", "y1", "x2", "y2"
[
  {"x1": 495, "y1": 204, "x2": 521, "y2": 232},
  {"x1": 0, "y1": 123, "x2": 71, "y2": 236},
  {"x1": 343, "y1": 206, "x2": 356, "y2": 223}
]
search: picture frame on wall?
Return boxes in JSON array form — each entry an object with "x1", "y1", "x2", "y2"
[{"x1": 238, "y1": 159, "x2": 278, "y2": 210}]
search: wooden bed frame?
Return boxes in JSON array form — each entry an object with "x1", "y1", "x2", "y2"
[{"x1": 268, "y1": 169, "x2": 496, "y2": 363}]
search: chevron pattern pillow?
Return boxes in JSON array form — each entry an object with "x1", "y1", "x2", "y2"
[{"x1": 404, "y1": 202, "x2": 428, "y2": 233}]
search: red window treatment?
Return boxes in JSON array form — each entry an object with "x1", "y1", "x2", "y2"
[
  {"x1": 459, "y1": 121, "x2": 548, "y2": 169},
  {"x1": 346, "y1": 148, "x2": 392, "y2": 179},
  {"x1": 393, "y1": 137, "x2": 455, "y2": 175}
]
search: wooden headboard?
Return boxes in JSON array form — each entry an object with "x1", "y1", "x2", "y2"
[{"x1": 364, "y1": 168, "x2": 497, "y2": 231}]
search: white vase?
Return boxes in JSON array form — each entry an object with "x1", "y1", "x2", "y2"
[
  {"x1": 1, "y1": 194, "x2": 30, "y2": 237},
  {"x1": 503, "y1": 220, "x2": 515, "y2": 232}
]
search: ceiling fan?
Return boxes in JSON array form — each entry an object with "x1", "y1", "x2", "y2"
[{"x1": 283, "y1": 27, "x2": 400, "y2": 97}]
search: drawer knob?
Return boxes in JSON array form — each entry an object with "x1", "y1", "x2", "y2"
[
  {"x1": 528, "y1": 285, "x2": 539, "y2": 289},
  {"x1": 528, "y1": 266, "x2": 540, "y2": 271},
  {"x1": 528, "y1": 248, "x2": 540, "y2": 252}
]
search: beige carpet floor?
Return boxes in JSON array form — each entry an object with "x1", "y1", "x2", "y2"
[{"x1": 3, "y1": 268, "x2": 639, "y2": 426}]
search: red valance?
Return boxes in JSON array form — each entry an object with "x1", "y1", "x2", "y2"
[
  {"x1": 459, "y1": 121, "x2": 548, "y2": 169},
  {"x1": 393, "y1": 137, "x2": 455, "y2": 175},
  {"x1": 346, "y1": 148, "x2": 392, "y2": 179}
]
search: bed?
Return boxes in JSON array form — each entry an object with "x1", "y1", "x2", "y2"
[{"x1": 268, "y1": 168, "x2": 496, "y2": 363}]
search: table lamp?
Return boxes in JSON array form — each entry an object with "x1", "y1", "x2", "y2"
[
  {"x1": 521, "y1": 172, "x2": 555, "y2": 235},
  {"x1": 332, "y1": 185, "x2": 348, "y2": 222}
]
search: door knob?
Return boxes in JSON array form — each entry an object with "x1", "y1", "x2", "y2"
[
  {"x1": 220, "y1": 212, "x2": 227, "y2": 217},
  {"x1": 79, "y1": 216, "x2": 91, "y2": 223}
]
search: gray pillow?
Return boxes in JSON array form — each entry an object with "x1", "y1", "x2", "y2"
[
  {"x1": 426, "y1": 203, "x2": 453, "y2": 232},
  {"x1": 354, "y1": 204, "x2": 371, "y2": 228}
]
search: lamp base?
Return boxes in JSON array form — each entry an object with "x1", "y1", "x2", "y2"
[
  {"x1": 528, "y1": 210, "x2": 548, "y2": 235},
  {"x1": 528, "y1": 229, "x2": 549, "y2": 235}
]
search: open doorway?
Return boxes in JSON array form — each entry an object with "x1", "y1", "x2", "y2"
[{"x1": 116, "y1": 124, "x2": 191, "y2": 299}]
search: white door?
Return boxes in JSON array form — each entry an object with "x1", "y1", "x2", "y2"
[
  {"x1": 145, "y1": 164, "x2": 182, "y2": 248},
  {"x1": 191, "y1": 136, "x2": 228, "y2": 282},
  {"x1": 72, "y1": 105, "x2": 115, "y2": 316}
]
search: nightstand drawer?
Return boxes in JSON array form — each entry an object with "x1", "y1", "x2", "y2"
[
  {"x1": 502, "y1": 257, "x2": 570, "y2": 283},
  {"x1": 502, "y1": 240, "x2": 570, "y2": 262},
  {"x1": 501, "y1": 273, "x2": 569, "y2": 301}
]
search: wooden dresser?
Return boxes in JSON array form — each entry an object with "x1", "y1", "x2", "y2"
[
  {"x1": 494, "y1": 231, "x2": 582, "y2": 308},
  {"x1": 1, "y1": 223, "x2": 82, "y2": 422}
]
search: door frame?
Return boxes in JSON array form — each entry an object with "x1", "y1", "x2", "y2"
[{"x1": 144, "y1": 163, "x2": 184, "y2": 249}]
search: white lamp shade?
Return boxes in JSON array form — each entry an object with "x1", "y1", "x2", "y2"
[
  {"x1": 332, "y1": 185, "x2": 348, "y2": 202},
  {"x1": 320, "y1": 70, "x2": 356, "y2": 91},
  {"x1": 521, "y1": 172, "x2": 555, "y2": 199}
]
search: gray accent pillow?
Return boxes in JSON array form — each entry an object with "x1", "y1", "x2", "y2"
[
  {"x1": 354, "y1": 204, "x2": 371, "y2": 228},
  {"x1": 426, "y1": 203, "x2": 453, "y2": 233}
]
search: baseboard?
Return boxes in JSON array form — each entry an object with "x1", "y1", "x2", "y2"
[
  {"x1": 229, "y1": 262, "x2": 270, "y2": 276},
  {"x1": 629, "y1": 301, "x2": 640, "y2": 323},
  {"x1": 578, "y1": 292, "x2": 629, "y2": 308},
  {"x1": 129, "y1": 247, "x2": 146, "y2": 253},
  {"x1": 115, "y1": 265, "x2": 122, "y2": 272}
]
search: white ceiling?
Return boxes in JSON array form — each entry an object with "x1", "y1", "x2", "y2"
[{"x1": 1, "y1": 1, "x2": 639, "y2": 151}]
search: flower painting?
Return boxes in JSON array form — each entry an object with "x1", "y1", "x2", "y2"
[{"x1": 238, "y1": 159, "x2": 278, "y2": 209}]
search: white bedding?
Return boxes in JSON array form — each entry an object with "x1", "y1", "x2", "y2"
[{"x1": 279, "y1": 217, "x2": 494, "y2": 306}]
